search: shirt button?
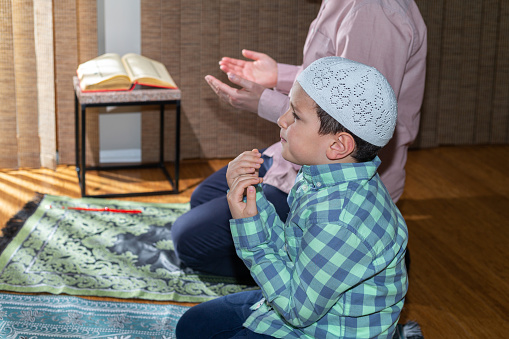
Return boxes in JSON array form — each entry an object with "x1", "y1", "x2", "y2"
[{"x1": 316, "y1": 182, "x2": 322, "y2": 187}]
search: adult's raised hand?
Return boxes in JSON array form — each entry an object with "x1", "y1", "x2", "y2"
[
  {"x1": 219, "y1": 49, "x2": 278, "y2": 89},
  {"x1": 205, "y1": 72, "x2": 266, "y2": 114}
]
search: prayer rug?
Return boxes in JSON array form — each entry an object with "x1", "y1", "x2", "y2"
[
  {"x1": 0, "y1": 292, "x2": 426, "y2": 339},
  {"x1": 0, "y1": 292, "x2": 189, "y2": 338},
  {"x1": 0, "y1": 194, "x2": 256, "y2": 302}
]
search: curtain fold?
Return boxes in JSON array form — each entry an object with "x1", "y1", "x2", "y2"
[
  {"x1": 34, "y1": 0, "x2": 56, "y2": 169},
  {"x1": 0, "y1": 0, "x2": 18, "y2": 168},
  {"x1": 12, "y1": 0, "x2": 40, "y2": 168}
]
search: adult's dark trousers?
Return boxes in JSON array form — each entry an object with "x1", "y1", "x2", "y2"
[{"x1": 171, "y1": 154, "x2": 290, "y2": 282}]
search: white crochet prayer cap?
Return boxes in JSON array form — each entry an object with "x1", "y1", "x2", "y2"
[{"x1": 296, "y1": 56, "x2": 397, "y2": 147}]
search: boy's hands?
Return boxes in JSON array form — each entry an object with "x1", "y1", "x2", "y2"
[
  {"x1": 226, "y1": 149, "x2": 264, "y2": 219},
  {"x1": 227, "y1": 176, "x2": 260, "y2": 219},
  {"x1": 226, "y1": 149, "x2": 264, "y2": 188}
]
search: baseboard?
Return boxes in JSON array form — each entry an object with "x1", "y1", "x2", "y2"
[{"x1": 99, "y1": 149, "x2": 142, "y2": 163}]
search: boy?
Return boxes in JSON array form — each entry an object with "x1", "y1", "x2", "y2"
[{"x1": 176, "y1": 57, "x2": 408, "y2": 338}]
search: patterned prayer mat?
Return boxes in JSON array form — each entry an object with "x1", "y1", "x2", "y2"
[
  {"x1": 0, "y1": 292, "x2": 189, "y2": 338},
  {"x1": 0, "y1": 194, "x2": 256, "y2": 302}
]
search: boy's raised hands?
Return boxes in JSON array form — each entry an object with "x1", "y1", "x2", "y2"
[
  {"x1": 226, "y1": 149, "x2": 264, "y2": 219},
  {"x1": 227, "y1": 175, "x2": 260, "y2": 219},
  {"x1": 226, "y1": 149, "x2": 264, "y2": 188}
]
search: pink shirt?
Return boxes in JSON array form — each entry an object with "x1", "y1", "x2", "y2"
[{"x1": 258, "y1": 0, "x2": 427, "y2": 202}]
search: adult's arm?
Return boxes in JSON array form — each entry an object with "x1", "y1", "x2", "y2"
[{"x1": 257, "y1": 63, "x2": 301, "y2": 123}]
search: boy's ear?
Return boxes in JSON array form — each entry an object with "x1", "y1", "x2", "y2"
[{"x1": 326, "y1": 132, "x2": 356, "y2": 161}]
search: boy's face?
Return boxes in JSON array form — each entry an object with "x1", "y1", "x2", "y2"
[{"x1": 277, "y1": 82, "x2": 333, "y2": 166}]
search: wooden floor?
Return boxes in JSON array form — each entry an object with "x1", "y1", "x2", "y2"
[{"x1": 1, "y1": 145, "x2": 508, "y2": 338}]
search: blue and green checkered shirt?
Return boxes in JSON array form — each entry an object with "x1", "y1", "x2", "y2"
[{"x1": 230, "y1": 157, "x2": 408, "y2": 338}]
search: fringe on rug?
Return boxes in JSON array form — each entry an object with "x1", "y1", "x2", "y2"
[
  {"x1": 0, "y1": 193, "x2": 44, "y2": 254},
  {"x1": 393, "y1": 321, "x2": 424, "y2": 339}
]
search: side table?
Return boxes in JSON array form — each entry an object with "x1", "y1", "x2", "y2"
[{"x1": 73, "y1": 76, "x2": 181, "y2": 198}]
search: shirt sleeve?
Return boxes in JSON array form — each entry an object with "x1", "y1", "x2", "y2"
[
  {"x1": 275, "y1": 63, "x2": 302, "y2": 94},
  {"x1": 258, "y1": 89, "x2": 290, "y2": 124},
  {"x1": 231, "y1": 215, "x2": 377, "y2": 328},
  {"x1": 257, "y1": 63, "x2": 302, "y2": 123},
  {"x1": 230, "y1": 185, "x2": 286, "y2": 257}
]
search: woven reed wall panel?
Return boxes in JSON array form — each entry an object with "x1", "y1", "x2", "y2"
[
  {"x1": 216, "y1": 0, "x2": 243, "y2": 159},
  {"x1": 141, "y1": 0, "x2": 320, "y2": 160},
  {"x1": 12, "y1": 1, "x2": 40, "y2": 168},
  {"x1": 54, "y1": 0, "x2": 97, "y2": 166},
  {"x1": 140, "y1": 1, "x2": 164, "y2": 163},
  {"x1": 0, "y1": 0, "x2": 18, "y2": 168},
  {"x1": 77, "y1": 0, "x2": 97, "y2": 63},
  {"x1": 200, "y1": 0, "x2": 220, "y2": 157},
  {"x1": 34, "y1": 0, "x2": 57, "y2": 169},
  {"x1": 139, "y1": 1, "x2": 159, "y2": 163},
  {"x1": 476, "y1": 0, "x2": 500, "y2": 144},
  {"x1": 54, "y1": 1, "x2": 79, "y2": 165},
  {"x1": 140, "y1": 0, "x2": 185, "y2": 163},
  {"x1": 78, "y1": 0, "x2": 99, "y2": 165},
  {"x1": 236, "y1": 1, "x2": 261, "y2": 150},
  {"x1": 160, "y1": 0, "x2": 182, "y2": 163},
  {"x1": 491, "y1": 1, "x2": 509, "y2": 143},
  {"x1": 414, "y1": 0, "x2": 509, "y2": 147},
  {"x1": 181, "y1": 0, "x2": 204, "y2": 159},
  {"x1": 412, "y1": 0, "x2": 441, "y2": 148}
]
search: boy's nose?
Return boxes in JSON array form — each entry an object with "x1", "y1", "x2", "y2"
[{"x1": 277, "y1": 108, "x2": 292, "y2": 128}]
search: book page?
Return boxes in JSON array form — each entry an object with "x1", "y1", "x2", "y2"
[
  {"x1": 77, "y1": 53, "x2": 131, "y2": 91},
  {"x1": 122, "y1": 53, "x2": 177, "y2": 89}
]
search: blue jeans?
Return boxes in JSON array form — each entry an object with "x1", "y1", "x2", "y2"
[
  {"x1": 171, "y1": 153, "x2": 290, "y2": 282},
  {"x1": 176, "y1": 290, "x2": 275, "y2": 338}
]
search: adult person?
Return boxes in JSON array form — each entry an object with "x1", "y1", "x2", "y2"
[
  {"x1": 176, "y1": 56, "x2": 407, "y2": 339},
  {"x1": 171, "y1": 0, "x2": 427, "y2": 281}
]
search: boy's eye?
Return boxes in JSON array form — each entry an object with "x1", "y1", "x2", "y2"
[{"x1": 292, "y1": 111, "x2": 300, "y2": 121}]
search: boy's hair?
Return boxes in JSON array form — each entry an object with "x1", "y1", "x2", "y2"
[{"x1": 316, "y1": 103, "x2": 381, "y2": 162}]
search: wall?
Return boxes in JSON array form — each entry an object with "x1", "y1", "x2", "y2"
[
  {"x1": 97, "y1": 0, "x2": 142, "y2": 163},
  {"x1": 138, "y1": 0, "x2": 322, "y2": 162},
  {"x1": 48, "y1": 0, "x2": 509, "y2": 169},
  {"x1": 137, "y1": 0, "x2": 509, "y2": 163},
  {"x1": 414, "y1": 0, "x2": 509, "y2": 147}
]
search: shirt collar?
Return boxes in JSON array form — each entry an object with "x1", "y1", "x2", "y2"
[{"x1": 300, "y1": 156, "x2": 381, "y2": 188}]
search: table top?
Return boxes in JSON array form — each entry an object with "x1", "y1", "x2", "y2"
[{"x1": 73, "y1": 76, "x2": 181, "y2": 105}]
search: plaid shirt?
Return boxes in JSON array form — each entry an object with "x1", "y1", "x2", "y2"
[{"x1": 230, "y1": 157, "x2": 408, "y2": 338}]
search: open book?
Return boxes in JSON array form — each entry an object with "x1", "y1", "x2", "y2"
[{"x1": 77, "y1": 53, "x2": 178, "y2": 92}]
